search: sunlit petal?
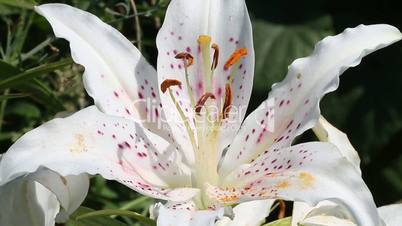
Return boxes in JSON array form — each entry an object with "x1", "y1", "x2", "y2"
[
  {"x1": 220, "y1": 24, "x2": 402, "y2": 176},
  {"x1": 35, "y1": 4, "x2": 183, "y2": 157},
  {"x1": 154, "y1": 202, "x2": 223, "y2": 226},
  {"x1": 0, "y1": 106, "x2": 196, "y2": 201},
  {"x1": 210, "y1": 142, "x2": 380, "y2": 226}
]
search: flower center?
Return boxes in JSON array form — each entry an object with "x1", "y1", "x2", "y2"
[{"x1": 161, "y1": 35, "x2": 247, "y2": 208}]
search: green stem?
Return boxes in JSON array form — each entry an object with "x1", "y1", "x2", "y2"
[
  {"x1": 0, "y1": 89, "x2": 10, "y2": 135},
  {"x1": 75, "y1": 209, "x2": 156, "y2": 226},
  {"x1": 129, "y1": 0, "x2": 143, "y2": 51},
  {"x1": 119, "y1": 196, "x2": 151, "y2": 211},
  {"x1": 0, "y1": 58, "x2": 73, "y2": 89}
]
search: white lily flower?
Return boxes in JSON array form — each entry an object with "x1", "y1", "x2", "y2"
[
  {"x1": 291, "y1": 117, "x2": 402, "y2": 226},
  {"x1": 0, "y1": 0, "x2": 401, "y2": 225}
]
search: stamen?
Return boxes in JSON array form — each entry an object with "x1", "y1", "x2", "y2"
[
  {"x1": 224, "y1": 48, "x2": 248, "y2": 71},
  {"x1": 161, "y1": 79, "x2": 198, "y2": 151},
  {"x1": 222, "y1": 84, "x2": 233, "y2": 119},
  {"x1": 174, "y1": 52, "x2": 196, "y2": 107},
  {"x1": 175, "y1": 52, "x2": 194, "y2": 66},
  {"x1": 195, "y1": 93, "x2": 216, "y2": 115},
  {"x1": 211, "y1": 43, "x2": 219, "y2": 70},
  {"x1": 160, "y1": 79, "x2": 182, "y2": 93}
]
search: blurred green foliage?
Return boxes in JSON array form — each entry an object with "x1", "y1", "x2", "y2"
[{"x1": 0, "y1": 0, "x2": 401, "y2": 224}]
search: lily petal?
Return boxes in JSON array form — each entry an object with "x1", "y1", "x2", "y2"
[
  {"x1": 209, "y1": 142, "x2": 381, "y2": 226},
  {"x1": 292, "y1": 203, "x2": 402, "y2": 226},
  {"x1": 291, "y1": 201, "x2": 356, "y2": 226},
  {"x1": 27, "y1": 170, "x2": 90, "y2": 222},
  {"x1": 0, "y1": 106, "x2": 196, "y2": 201},
  {"x1": 35, "y1": 4, "x2": 180, "y2": 151},
  {"x1": 220, "y1": 24, "x2": 402, "y2": 176},
  {"x1": 156, "y1": 0, "x2": 254, "y2": 156},
  {"x1": 216, "y1": 200, "x2": 275, "y2": 226},
  {"x1": 312, "y1": 116, "x2": 360, "y2": 174},
  {"x1": 0, "y1": 176, "x2": 59, "y2": 226},
  {"x1": 299, "y1": 216, "x2": 357, "y2": 226},
  {"x1": 154, "y1": 202, "x2": 224, "y2": 226},
  {"x1": 378, "y1": 204, "x2": 402, "y2": 226}
]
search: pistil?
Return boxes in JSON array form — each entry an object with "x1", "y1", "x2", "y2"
[{"x1": 198, "y1": 35, "x2": 213, "y2": 92}]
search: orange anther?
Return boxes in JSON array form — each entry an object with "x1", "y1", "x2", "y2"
[
  {"x1": 224, "y1": 48, "x2": 248, "y2": 70},
  {"x1": 222, "y1": 84, "x2": 233, "y2": 119},
  {"x1": 211, "y1": 43, "x2": 220, "y2": 70},
  {"x1": 160, "y1": 79, "x2": 182, "y2": 93}
]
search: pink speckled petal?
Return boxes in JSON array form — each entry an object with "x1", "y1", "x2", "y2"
[
  {"x1": 220, "y1": 24, "x2": 402, "y2": 176},
  {"x1": 209, "y1": 142, "x2": 380, "y2": 226},
  {"x1": 156, "y1": 0, "x2": 254, "y2": 158},
  {"x1": 0, "y1": 106, "x2": 196, "y2": 202},
  {"x1": 35, "y1": 4, "x2": 183, "y2": 154}
]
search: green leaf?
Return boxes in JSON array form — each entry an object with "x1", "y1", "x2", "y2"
[
  {"x1": 0, "y1": 59, "x2": 20, "y2": 76},
  {"x1": 0, "y1": 93, "x2": 28, "y2": 101},
  {"x1": 0, "y1": 4, "x2": 19, "y2": 16},
  {"x1": 20, "y1": 78, "x2": 64, "y2": 112},
  {"x1": 6, "y1": 101, "x2": 40, "y2": 119},
  {"x1": 0, "y1": 58, "x2": 73, "y2": 89},
  {"x1": 252, "y1": 16, "x2": 334, "y2": 93},
  {"x1": 74, "y1": 208, "x2": 156, "y2": 226},
  {"x1": 66, "y1": 207, "x2": 130, "y2": 226},
  {"x1": 0, "y1": 0, "x2": 36, "y2": 9},
  {"x1": 263, "y1": 217, "x2": 292, "y2": 226},
  {"x1": 0, "y1": 60, "x2": 64, "y2": 111},
  {"x1": 66, "y1": 207, "x2": 156, "y2": 226}
]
